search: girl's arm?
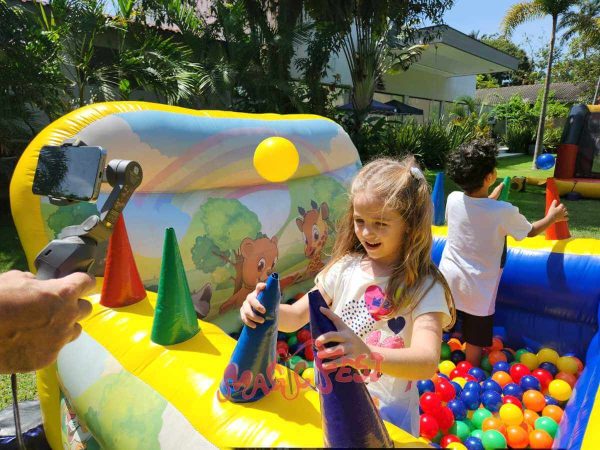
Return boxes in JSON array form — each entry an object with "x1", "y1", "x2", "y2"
[
  {"x1": 240, "y1": 283, "x2": 332, "y2": 333},
  {"x1": 316, "y1": 309, "x2": 443, "y2": 381}
]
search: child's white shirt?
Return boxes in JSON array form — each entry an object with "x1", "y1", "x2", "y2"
[
  {"x1": 316, "y1": 254, "x2": 452, "y2": 436},
  {"x1": 439, "y1": 191, "x2": 532, "y2": 316}
]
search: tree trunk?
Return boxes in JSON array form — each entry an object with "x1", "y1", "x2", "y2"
[{"x1": 532, "y1": 15, "x2": 557, "y2": 170}]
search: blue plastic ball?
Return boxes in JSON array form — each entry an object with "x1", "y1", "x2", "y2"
[
  {"x1": 536, "y1": 153, "x2": 556, "y2": 170},
  {"x1": 464, "y1": 436, "x2": 485, "y2": 450},
  {"x1": 492, "y1": 361, "x2": 510, "y2": 373},
  {"x1": 501, "y1": 349, "x2": 515, "y2": 363},
  {"x1": 460, "y1": 388, "x2": 481, "y2": 410},
  {"x1": 442, "y1": 332, "x2": 451, "y2": 341},
  {"x1": 481, "y1": 390, "x2": 503, "y2": 412},
  {"x1": 464, "y1": 381, "x2": 481, "y2": 394},
  {"x1": 448, "y1": 398, "x2": 468, "y2": 421},
  {"x1": 545, "y1": 395, "x2": 560, "y2": 406},
  {"x1": 481, "y1": 379, "x2": 502, "y2": 393},
  {"x1": 520, "y1": 374, "x2": 542, "y2": 391},
  {"x1": 417, "y1": 379, "x2": 436, "y2": 395},
  {"x1": 451, "y1": 349, "x2": 466, "y2": 364},
  {"x1": 468, "y1": 367, "x2": 486, "y2": 382},
  {"x1": 539, "y1": 362, "x2": 559, "y2": 377},
  {"x1": 451, "y1": 381, "x2": 463, "y2": 397},
  {"x1": 437, "y1": 373, "x2": 450, "y2": 380},
  {"x1": 503, "y1": 382, "x2": 523, "y2": 399}
]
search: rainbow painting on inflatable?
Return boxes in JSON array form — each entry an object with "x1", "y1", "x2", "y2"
[{"x1": 9, "y1": 101, "x2": 600, "y2": 449}]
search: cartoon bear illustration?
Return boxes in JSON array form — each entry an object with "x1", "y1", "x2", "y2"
[{"x1": 191, "y1": 283, "x2": 213, "y2": 319}]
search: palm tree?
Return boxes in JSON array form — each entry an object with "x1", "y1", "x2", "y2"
[
  {"x1": 502, "y1": 0, "x2": 575, "y2": 169},
  {"x1": 560, "y1": 0, "x2": 600, "y2": 58}
]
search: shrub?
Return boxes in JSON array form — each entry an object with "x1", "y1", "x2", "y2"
[{"x1": 505, "y1": 124, "x2": 534, "y2": 153}]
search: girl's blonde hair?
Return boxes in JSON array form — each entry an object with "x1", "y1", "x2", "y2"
[{"x1": 325, "y1": 156, "x2": 455, "y2": 328}]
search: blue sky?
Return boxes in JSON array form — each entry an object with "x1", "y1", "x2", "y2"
[{"x1": 443, "y1": 0, "x2": 564, "y2": 57}]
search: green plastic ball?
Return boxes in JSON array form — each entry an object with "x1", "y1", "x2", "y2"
[
  {"x1": 472, "y1": 408, "x2": 493, "y2": 429},
  {"x1": 481, "y1": 355, "x2": 492, "y2": 372},
  {"x1": 450, "y1": 420, "x2": 471, "y2": 441},
  {"x1": 287, "y1": 335, "x2": 298, "y2": 347},
  {"x1": 471, "y1": 429, "x2": 484, "y2": 440},
  {"x1": 535, "y1": 416, "x2": 558, "y2": 438},
  {"x1": 515, "y1": 348, "x2": 529, "y2": 362},
  {"x1": 481, "y1": 429, "x2": 507, "y2": 449},
  {"x1": 441, "y1": 342, "x2": 452, "y2": 360}
]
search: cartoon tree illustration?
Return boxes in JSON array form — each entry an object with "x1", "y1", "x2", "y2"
[{"x1": 47, "y1": 202, "x2": 100, "y2": 236}]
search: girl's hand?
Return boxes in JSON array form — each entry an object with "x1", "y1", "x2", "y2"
[
  {"x1": 240, "y1": 283, "x2": 267, "y2": 328},
  {"x1": 489, "y1": 182, "x2": 504, "y2": 200},
  {"x1": 315, "y1": 307, "x2": 372, "y2": 370}
]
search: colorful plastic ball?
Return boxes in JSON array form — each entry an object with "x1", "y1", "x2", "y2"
[
  {"x1": 450, "y1": 368, "x2": 463, "y2": 379},
  {"x1": 535, "y1": 153, "x2": 556, "y2": 170},
  {"x1": 492, "y1": 371, "x2": 513, "y2": 388},
  {"x1": 499, "y1": 403, "x2": 524, "y2": 426},
  {"x1": 253, "y1": 136, "x2": 300, "y2": 182},
  {"x1": 488, "y1": 350, "x2": 507, "y2": 366},
  {"x1": 451, "y1": 350, "x2": 467, "y2": 364},
  {"x1": 502, "y1": 395, "x2": 523, "y2": 409},
  {"x1": 287, "y1": 335, "x2": 298, "y2": 348},
  {"x1": 440, "y1": 434, "x2": 461, "y2": 448},
  {"x1": 514, "y1": 348, "x2": 529, "y2": 362},
  {"x1": 555, "y1": 371, "x2": 577, "y2": 388},
  {"x1": 501, "y1": 349, "x2": 515, "y2": 363},
  {"x1": 460, "y1": 389, "x2": 481, "y2": 410},
  {"x1": 481, "y1": 429, "x2": 507, "y2": 449},
  {"x1": 441, "y1": 342, "x2": 452, "y2": 360},
  {"x1": 531, "y1": 368, "x2": 553, "y2": 391},
  {"x1": 450, "y1": 420, "x2": 471, "y2": 441},
  {"x1": 434, "y1": 406, "x2": 455, "y2": 432},
  {"x1": 492, "y1": 361, "x2": 510, "y2": 374},
  {"x1": 482, "y1": 416, "x2": 507, "y2": 434},
  {"x1": 520, "y1": 374, "x2": 542, "y2": 391},
  {"x1": 301, "y1": 367, "x2": 315, "y2": 384},
  {"x1": 436, "y1": 379, "x2": 457, "y2": 402},
  {"x1": 446, "y1": 443, "x2": 468, "y2": 450},
  {"x1": 481, "y1": 379, "x2": 502, "y2": 393},
  {"x1": 519, "y1": 352, "x2": 539, "y2": 370},
  {"x1": 534, "y1": 416, "x2": 558, "y2": 438},
  {"x1": 448, "y1": 338, "x2": 463, "y2": 352},
  {"x1": 418, "y1": 379, "x2": 436, "y2": 395},
  {"x1": 523, "y1": 409, "x2": 540, "y2": 427},
  {"x1": 463, "y1": 436, "x2": 484, "y2": 450},
  {"x1": 548, "y1": 379, "x2": 572, "y2": 401},
  {"x1": 481, "y1": 390, "x2": 503, "y2": 412},
  {"x1": 523, "y1": 390, "x2": 546, "y2": 412},
  {"x1": 538, "y1": 361, "x2": 558, "y2": 377},
  {"x1": 451, "y1": 381, "x2": 464, "y2": 395},
  {"x1": 464, "y1": 381, "x2": 481, "y2": 394},
  {"x1": 456, "y1": 361, "x2": 473, "y2": 375},
  {"x1": 544, "y1": 395, "x2": 559, "y2": 406},
  {"x1": 439, "y1": 360, "x2": 456, "y2": 376},
  {"x1": 490, "y1": 337, "x2": 504, "y2": 351},
  {"x1": 420, "y1": 392, "x2": 443, "y2": 414},
  {"x1": 506, "y1": 424, "x2": 529, "y2": 449},
  {"x1": 529, "y1": 429, "x2": 553, "y2": 449},
  {"x1": 296, "y1": 328, "x2": 311, "y2": 343},
  {"x1": 304, "y1": 344, "x2": 314, "y2": 361},
  {"x1": 468, "y1": 367, "x2": 486, "y2": 382},
  {"x1": 480, "y1": 356, "x2": 492, "y2": 372},
  {"x1": 448, "y1": 399, "x2": 468, "y2": 421},
  {"x1": 470, "y1": 429, "x2": 484, "y2": 440},
  {"x1": 509, "y1": 363, "x2": 531, "y2": 384},
  {"x1": 555, "y1": 356, "x2": 578, "y2": 375},
  {"x1": 472, "y1": 408, "x2": 493, "y2": 429},
  {"x1": 503, "y1": 382, "x2": 523, "y2": 399},
  {"x1": 420, "y1": 413, "x2": 440, "y2": 439},
  {"x1": 537, "y1": 348, "x2": 559, "y2": 365},
  {"x1": 542, "y1": 404, "x2": 564, "y2": 423}
]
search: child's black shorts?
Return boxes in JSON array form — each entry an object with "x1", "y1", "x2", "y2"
[{"x1": 457, "y1": 310, "x2": 494, "y2": 347}]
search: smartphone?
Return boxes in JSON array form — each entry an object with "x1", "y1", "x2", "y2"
[{"x1": 33, "y1": 145, "x2": 107, "y2": 201}]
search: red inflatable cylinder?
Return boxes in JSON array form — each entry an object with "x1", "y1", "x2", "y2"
[
  {"x1": 554, "y1": 144, "x2": 578, "y2": 179},
  {"x1": 545, "y1": 177, "x2": 571, "y2": 241}
]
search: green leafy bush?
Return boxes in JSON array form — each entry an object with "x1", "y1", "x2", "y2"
[{"x1": 505, "y1": 124, "x2": 534, "y2": 154}]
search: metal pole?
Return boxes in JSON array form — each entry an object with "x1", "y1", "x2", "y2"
[{"x1": 593, "y1": 74, "x2": 600, "y2": 105}]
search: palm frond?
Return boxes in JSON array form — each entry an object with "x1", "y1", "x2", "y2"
[{"x1": 502, "y1": 1, "x2": 545, "y2": 36}]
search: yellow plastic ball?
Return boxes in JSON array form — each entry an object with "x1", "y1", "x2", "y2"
[
  {"x1": 438, "y1": 360, "x2": 456, "y2": 376},
  {"x1": 537, "y1": 348, "x2": 560, "y2": 365},
  {"x1": 301, "y1": 367, "x2": 315, "y2": 384},
  {"x1": 499, "y1": 403, "x2": 524, "y2": 426},
  {"x1": 556, "y1": 356, "x2": 579, "y2": 375},
  {"x1": 253, "y1": 136, "x2": 300, "y2": 182},
  {"x1": 446, "y1": 443, "x2": 467, "y2": 450},
  {"x1": 453, "y1": 376, "x2": 467, "y2": 388},
  {"x1": 520, "y1": 352, "x2": 539, "y2": 370},
  {"x1": 548, "y1": 379, "x2": 572, "y2": 402}
]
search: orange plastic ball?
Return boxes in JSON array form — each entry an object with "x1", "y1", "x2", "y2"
[
  {"x1": 529, "y1": 429, "x2": 553, "y2": 449},
  {"x1": 555, "y1": 371, "x2": 577, "y2": 388},
  {"x1": 523, "y1": 390, "x2": 546, "y2": 412},
  {"x1": 492, "y1": 370, "x2": 513, "y2": 388},
  {"x1": 482, "y1": 416, "x2": 507, "y2": 435},
  {"x1": 448, "y1": 338, "x2": 463, "y2": 352},
  {"x1": 542, "y1": 405, "x2": 564, "y2": 423},
  {"x1": 506, "y1": 425, "x2": 529, "y2": 449},
  {"x1": 490, "y1": 337, "x2": 504, "y2": 352},
  {"x1": 488, "y1": 350, "x2": 508, "y2": 366},
  {"x1": 523, "y1": 409, "x2": 540, "y2": 427}
]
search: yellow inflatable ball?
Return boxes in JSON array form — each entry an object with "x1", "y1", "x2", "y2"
[
  {"x1": 548, "y1": 379, "x2": 572, "y2": 402},
  {"x1": 556, "y1": 356, "x2": 579, "y2": 375},
  {"x1": 499, "y1": 403, "x2": 524, "y2": 426},
  {"x1": 253, "y1": 136, "x2": 300, "y2": 182},
  {"x1": 438, "y1": 360, "x2": 456, "y2": 376},
  {"x1": 302, "y1": 367, "x2": 315, "y2": 385},
  {"x1": 520, "y1": 352, "x2": 539, "y2": 370},
  {"x1": 453, "y1": 377, "x2": 467, "y2": 388},
  {"x1": 537, "y1": 348, "x2": 560, "y2": 365},
  {"x1": 446, "y1": 442, "x2": 468, "y2": 450}
]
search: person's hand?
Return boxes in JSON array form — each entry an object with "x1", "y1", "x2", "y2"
[
  {"x1": 240, "y1": 282, "x2": 266, "y2": 329},
  {"x1": 548, "y1": 200, "x2": 568, "y2": 223},
  {"x1": 488, "y1": 182, "x2": 505, "y2": 200},
  {"x1": 315, "y1": 307, "x2": 372, "y2": 370},
  {"x1": 0, "y1": 270, "x2": 95, "y2": 374}
]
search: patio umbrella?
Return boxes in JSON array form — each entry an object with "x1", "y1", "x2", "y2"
[
  {"x1": 337, "y1": 99, "x2": 398, "y2": 115},
  {"x1": 384, "y1": 99, "x2": 423, "y2": 115}
]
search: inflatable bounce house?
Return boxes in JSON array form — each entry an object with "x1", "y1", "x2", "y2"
[
  {"x1": 9, "y1": 101, "x2": 600, "y2": 449},
  {"x1": 553, "y1": 104, "x2": 600, "y2": 198}
]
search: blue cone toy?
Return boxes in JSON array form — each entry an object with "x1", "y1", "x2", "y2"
[
  {"x1": 308, "y1": 290, "x2": 393, "y2": 448},
  {"x1": 432, "y1": 172, "x2": 445, "y2": 225},
  {"x1": 219, "y1": 273, "x2": 280, "y2": 403}
]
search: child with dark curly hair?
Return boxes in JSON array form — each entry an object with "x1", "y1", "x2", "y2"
[{"x1": 439, "y1": 139, "x2": 568, "y2": 366}]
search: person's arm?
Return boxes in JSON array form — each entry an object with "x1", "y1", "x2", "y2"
[
  {"x1": 316, "y1": 309, "x2": 444, "y2": 381},
  {"x1": 489, "y1": 182, "x2": 504, "y2": 200},
  {"x1": 240, "y1": 283, "x2": 332, "y2": 333},
  {"x1": 0, "y1": 270, "x2": 94, "y2": 374},
  {"x1": 527, "y1": 200, "x2": 568, "y2": 237}
]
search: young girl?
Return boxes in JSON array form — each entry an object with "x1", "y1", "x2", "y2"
[{"x1": 240, "y1": 156, "x2": 455, "y2": 435}]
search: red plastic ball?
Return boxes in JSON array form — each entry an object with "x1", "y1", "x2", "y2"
[
  {"x1": 296, "y1": 329, "x2": 311, "y2": 343},
  {"x1": 420, "y1": 392, "x2": 443, "y2": 415},
  {"x1": 420, "y1": 413, "x2": 440, "y2": 439},
  {"x1": 436, "y1": 379, "x2": 457, "y2": 402},
  {"x1": 450, "y1": 368, "x2": 463, "y2": 379},
  {"x1": 440, "y1": 434, "x2": 461, "y2": 448},
  {"x1": 555, "y1": 371, "x2": 577, "y2": 388},
  {"x1": 434, "y1": 406, "x2": 455, "y2": 432},
  {"x1": 503, "y1": 394, "x2": 523, "y2": 409},
  {"x1": 456, "y1": 361, "x2": 473, "y2": 375},
  {"x1": 531, "y1": 368, "x2": 554, "y2": 391},
  {"x1": 304, "y1": 345, "x2": 314, "y2": 361},
  {"x1": 510, "y1": 363, "x2": 531, "y2": 383}
]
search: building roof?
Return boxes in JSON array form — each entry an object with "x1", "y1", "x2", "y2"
[{"x1": 476, "y1": 82, "x2": 592, "y2": 105}]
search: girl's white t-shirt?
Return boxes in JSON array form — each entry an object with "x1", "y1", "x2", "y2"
[
  {"x1": 316, "y1": 255, "x2": 452, "y2": 435},
  {"x1": 439, "y1": 191, "x2": 532, "y2": 316}
]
